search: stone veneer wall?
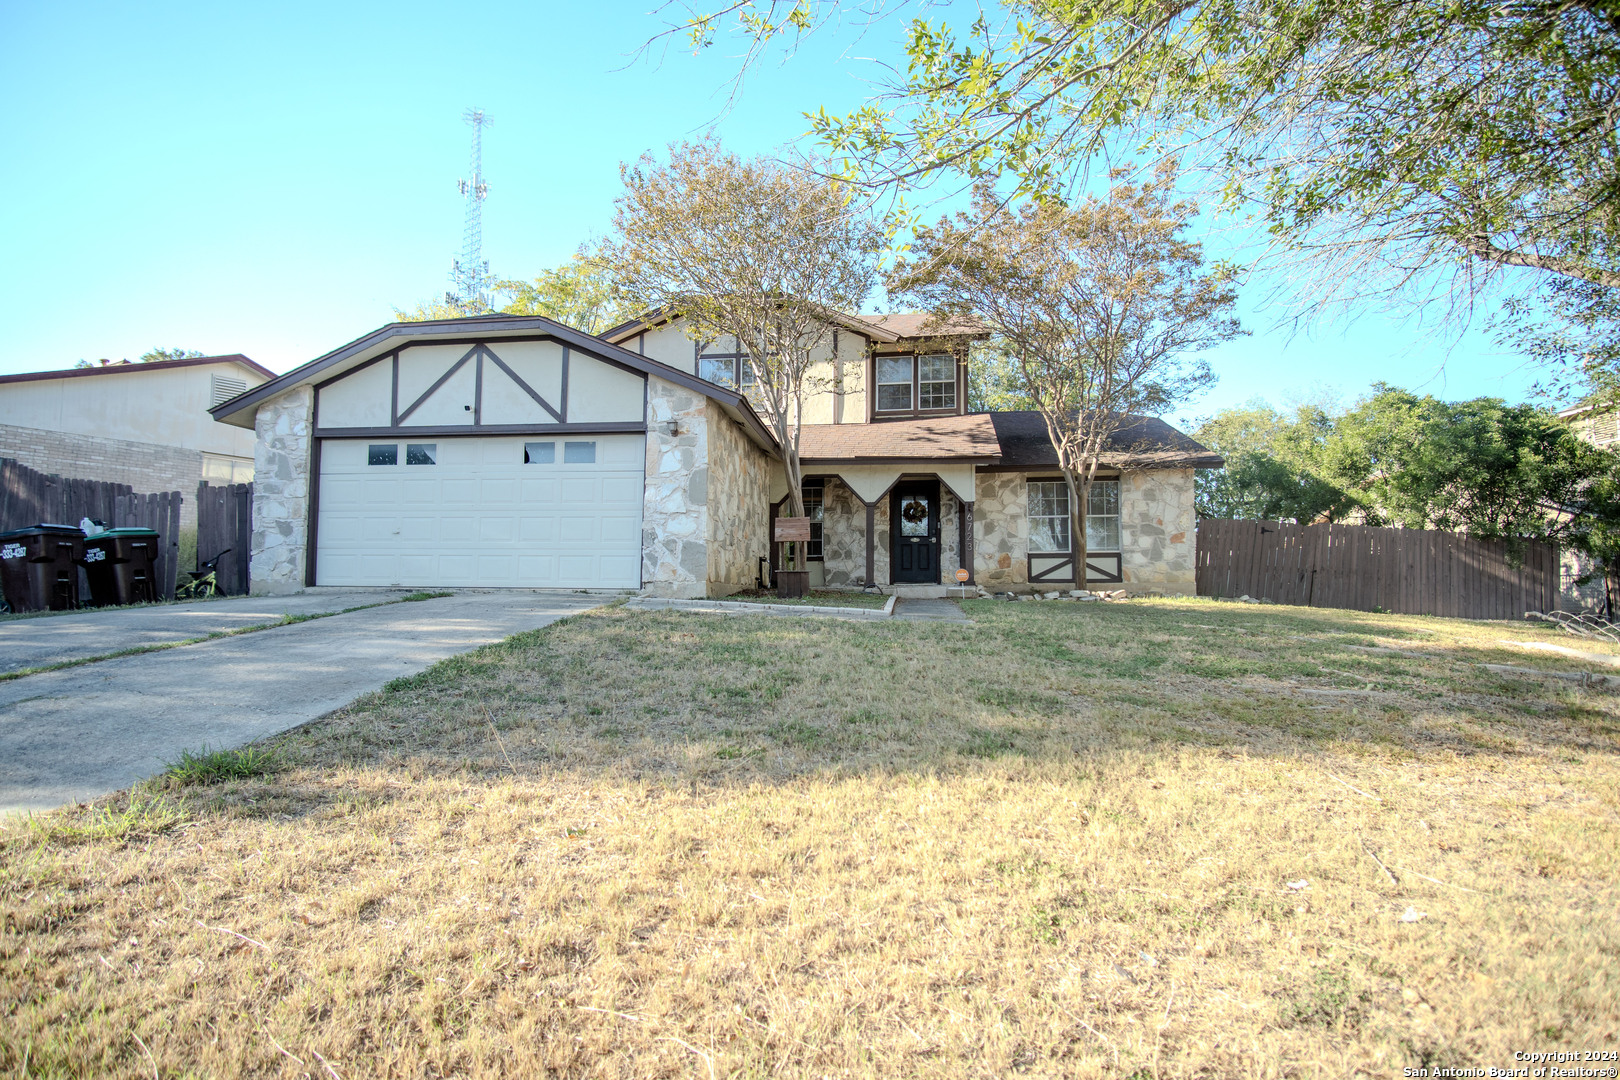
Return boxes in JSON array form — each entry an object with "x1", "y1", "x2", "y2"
[
  {"x1": 972, "y1": 468, "x2": 1195, "y2": 593},
  {"x1": 973, "y1": 471, "x2": 1030, "y2": 588},
  {"x1": 249, "y1": 387, "x2": 313, "y2": 595},
  {"x1": 641, "y1": 377, "x2": 711, "y2": 598},
  {"x1": 1120, "y1": 468, "x2": 1195, "y2": 595},
  {"x1": 704, "y1": 399, "x2": 769, "y2": 595},
  {"x1": 0, "y1": 422, "x2": 207, "y2": 530},
  {"x1": 819, "y1": 477, "x2": 889, "y2": 586}
]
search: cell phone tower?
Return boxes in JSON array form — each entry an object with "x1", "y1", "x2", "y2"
[{"x1": 447, "y1": 107, "x2": 494, "y2": 314}]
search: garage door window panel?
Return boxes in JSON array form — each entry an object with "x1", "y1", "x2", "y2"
[
  {"x1": 406, "y1": 443, "x2": 437, "y2": 465},
  {"x1": 524, "y1": 441, "x2": 555, "y2": 464},
  {"x1": 368, "y1": 444, "x2": 398, "y2": 466},
  {"x1": 564, "y1": 440, "x2": 597, "y2": 464}
]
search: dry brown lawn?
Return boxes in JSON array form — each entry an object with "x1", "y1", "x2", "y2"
[{"x1": 3, "y1": 598, "x2": 1618, "y2": 1078}]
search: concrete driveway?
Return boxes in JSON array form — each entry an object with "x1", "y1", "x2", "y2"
[
  {"x1": 0, "y1": 589, "x2": 418, "y2": 673},
  {"x1": 0, "y1": 591, "x2": 605, "y2": 815}
]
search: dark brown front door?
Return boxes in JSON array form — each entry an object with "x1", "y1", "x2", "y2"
[{"x1": 891, "y1": 481, "x2": 939, "y2": 583}]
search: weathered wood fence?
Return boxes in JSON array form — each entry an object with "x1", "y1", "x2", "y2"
[
  {"x1": 195, "y1": 482, "x2": 252, "y2": 596},
  {"x1": 1195, "y1": 519, "x2": 1561, "y2": 621},
  {"x1": 0, "y1": 457, "x2": 183, "y2": 599}
]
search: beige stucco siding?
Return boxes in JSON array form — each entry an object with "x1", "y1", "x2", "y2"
[
  {"x1": 0, "y1": 362, "x2": 264, "y2": 459},
  {"x1": 705, "y1": 400, "x2": 770, "y2": 595},
  {"x1": 315, "y1": 359, "x2": 392, "y2": 427},
  {"x1": 637, "y1": 324, "x2": 697, "y2": 371}
]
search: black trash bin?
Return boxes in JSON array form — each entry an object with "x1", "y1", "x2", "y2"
[
  {"x1": 0, "y1": 524, "x2": 84, "y2": 612},
  {"x1": 82, "y1": 527, "x2": 162, "y2": 606}
]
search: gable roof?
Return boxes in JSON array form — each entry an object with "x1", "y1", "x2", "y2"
[
  {"x1": 600, "y1": 308, "x2": 988, "y2": 347},
  {"x1": 0, "y1": 353, "x2": 274, "y2": 387},
  {"x1": 799, "y1": 414, "x2": 1002, "y2": 463},
  {"x1": 208, "y1": 314, "x2": 777, "y2": 451},
  {"x1": 989, "y1": 411, "x2": 1224, "y2": 469}
]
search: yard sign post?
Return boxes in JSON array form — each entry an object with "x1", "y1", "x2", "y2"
[{"x1": 774, "y1": 516, "x2": 812, "y2": 598}]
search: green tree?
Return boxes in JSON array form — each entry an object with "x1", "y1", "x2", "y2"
[
  {"x1": 966, "y1": 341, "x2": 1035, "y2": 412},
  {"x1": 890, "y1": 163, "x2": 1238, "y2": 580},
  {"x1": 1192, "y1": 400, "x2": 1353, "y2": 522},
  {"x1": 140, "y1": 347, "x2": 206, "y2": 363},
  {"x1": 394, "y1": 256, "x2": 634, "y2": 331},
  {"x1": 599, "y1": 139, "x2": 885, "y2": 523},
  {"x1": 495, "y1": 254, "x2": 634, "y2": 333},
  {"x1": 668, "y1": 0, "x2": 1620, "y2": 322}
]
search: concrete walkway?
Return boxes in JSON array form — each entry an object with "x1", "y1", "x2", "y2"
[
  {"x1": 892, "y1": 597, "x2": 974, "y2": 623},
  {"x1": 0, "y1": 589, "x2": 419, "y2": 673},
  {"x1": 0, "y1": 591, "x2": 603, "y2": 815}
]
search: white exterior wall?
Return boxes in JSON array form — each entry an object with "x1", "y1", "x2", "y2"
[{"x1": 0, "y1": 362, "x2": 265, "y2": 459}]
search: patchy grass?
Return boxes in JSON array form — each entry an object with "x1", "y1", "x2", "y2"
[
  {"x1": 724, "y1": 587, "x2": 891, "y2": 608},
  {"x1": 156, "y1": 746, "x2": 280, "y2": 787},
  {"x1": 2, "y1": 599, "x2": 1618, "y2": 1077}
]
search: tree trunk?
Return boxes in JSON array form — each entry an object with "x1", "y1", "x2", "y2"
[{"x1": 1065, "y1": 469, "x2": 1089, "y2": 593}]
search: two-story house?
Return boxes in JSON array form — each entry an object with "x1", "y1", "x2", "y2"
[{"x1": 211, "y1": 312, "x2": 1218, "y2": 597}]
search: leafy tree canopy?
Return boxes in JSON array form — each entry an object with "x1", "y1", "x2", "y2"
[
  {"x1": 139, "y1": 347, "x2": 207, "y2": 363},
  {"x1": 394, "y1": 256, "x2": 634, "y2": 333},
  {"x1": 666, "y1": 0, "x2": 1620, "y2": 397},
  {"x1": 599, "y1": 138, "x2": 885, "y2": 520},
  {"x1": 891, "y1": 161, "x2": 1239, "y2": 571}
]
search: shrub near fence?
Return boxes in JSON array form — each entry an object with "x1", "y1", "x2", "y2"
[
  {"x1": 1195, "y1": 519, "x2": 1561, "y2": 621},
  {"x1": 0, "y1": 457, "x2": 183, "y2": 599}
]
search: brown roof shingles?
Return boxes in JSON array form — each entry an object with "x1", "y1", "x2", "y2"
[{"x1": 798, "y1": 414, "x2": 1002, "y2": 462}]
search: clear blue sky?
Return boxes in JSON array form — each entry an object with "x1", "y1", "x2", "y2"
[{"x1": 0, "y1": 0, "x2": 1544, "y2": 422}]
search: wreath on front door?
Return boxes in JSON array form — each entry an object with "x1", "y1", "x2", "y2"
[{"x1": 901, "y1": 499, "x2": 929, "y2": 523}]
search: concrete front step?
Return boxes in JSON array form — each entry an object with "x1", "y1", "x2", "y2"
[{"x1": 886, "y1": 584, "x2": 948, "y2": 599}]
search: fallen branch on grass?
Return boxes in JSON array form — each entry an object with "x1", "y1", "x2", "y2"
[
  {"x1": 1327, "y1": 772, "x2": 1381, "y2": 802},
  {"x1": 197, "y1": 921, "x2": 269, "y2": 952},
  {"x1": 1358, "y1": 837, "x2": 1399, "y2": 885},
  {"x1": 484, "y1": 705, "x2": 519, "y2": 775}
]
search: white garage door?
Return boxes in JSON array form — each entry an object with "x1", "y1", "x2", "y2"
[{"x1": 315, "y1": 434, "x2": 645, "y2": 588}]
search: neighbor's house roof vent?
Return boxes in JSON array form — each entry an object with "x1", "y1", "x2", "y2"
[{"x1": 211, "y1": 373, "x2": 248, "y2": 407}]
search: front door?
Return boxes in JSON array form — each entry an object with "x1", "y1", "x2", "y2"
[{"x1": 890, "y1": 481, "x2": 939, "y2": 583}]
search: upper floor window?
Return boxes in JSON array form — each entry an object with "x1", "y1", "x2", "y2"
[
  {"x1": 698, "y1": 338, "x2": 757, "y2": 390},
  {"x1": 876, "y1": 356, "x2": 913, "y2": 411},
  {"x1": 876, "y1": 353, "x2": 958, "y2": 413},
  {"x1": 918, "y1": 354, "x2": 956, "y2": 410}
]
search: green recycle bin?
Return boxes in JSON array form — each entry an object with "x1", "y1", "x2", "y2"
[
  {"x1": 82, "y1": 527, "x2": 162, "y2": 606},
  {"x1": 0, "y1": 524, "x2": 84, "y2": 612}
]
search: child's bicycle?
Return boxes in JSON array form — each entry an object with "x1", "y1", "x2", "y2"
[{"x1": 177, "y1": 549, "x2": 231, "y2": 600}]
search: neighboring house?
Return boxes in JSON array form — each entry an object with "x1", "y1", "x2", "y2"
[
  {"x1": 0, "y1": 354, "x2": 273, "y2": 528},
  {"x1": 211, "y1": 312, "x2": 1218, "y2": 597}
]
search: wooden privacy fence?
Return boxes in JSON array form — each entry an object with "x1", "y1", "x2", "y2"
[
  {"x1": 0, "y1": 457, "x2": 183, "y2": 600},
  {"x1": 196, "y1": 482, "x2": 252, "y2": 596},
  {"x1": 1195, "y1": 519, "x2": 1561, "y2": 621}
]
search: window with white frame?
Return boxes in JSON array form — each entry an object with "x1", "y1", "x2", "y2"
[
  {"x1": 876, "y1": 356, "x2": 913, "y2": 411},
  {"x1": 802, "y1": 479, "x2": 824, "y2": 560},
  {"x1": 918, "y1": 354, "x2": 956, "y2": 410},
  {"x1": 1027, "y1": 481, "x2": 1069, "y2": 553},
  {"x1": 1028, "y1": 479, "x2": 1122, "y2": 553},
  {"x1": 1086, "y1": 480, "x2": 1121, "y2": 550}
]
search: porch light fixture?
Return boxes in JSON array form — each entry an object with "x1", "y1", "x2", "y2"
[{"x1": 663, "y1": 420, "x2": 681, "y2": 436}]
